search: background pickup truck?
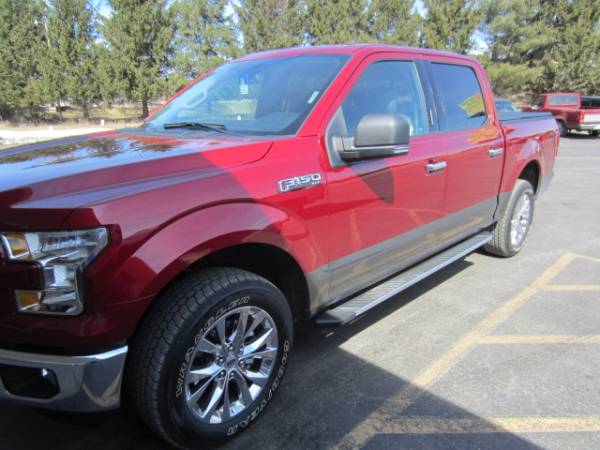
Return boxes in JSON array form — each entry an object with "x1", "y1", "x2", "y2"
[
  {"x1": 523, "y1": 92, "x2": 600, "y2": 137},
  {"x1": 0, "y1": 44, "x2": 558, "y2": 449}
]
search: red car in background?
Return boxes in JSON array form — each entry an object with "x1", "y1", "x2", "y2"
[{"x1": 523, "y1": 92, "x2": 600, "y2": 137}]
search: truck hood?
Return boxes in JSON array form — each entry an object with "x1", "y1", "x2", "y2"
[{"x1": 0, "y1": 129, "x2": 272, "y2": 227}]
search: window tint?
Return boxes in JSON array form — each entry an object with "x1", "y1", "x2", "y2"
[
  {"x1": 430, "y1": 63, "x2": 487, "y2": 131},
  {"x1": 582, "y1": 96, "x2": 600, "y2": 108},
  {"x1": 548, "y1": 95, "x2": 578, "y2": 106},
  {"x1": 338, "y1": 61, "x2": 428, "y2": 137}
]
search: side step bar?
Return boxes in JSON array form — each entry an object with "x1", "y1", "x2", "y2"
[{"x1": 315, "y1": 232, "x2": 493, "y2": 326}]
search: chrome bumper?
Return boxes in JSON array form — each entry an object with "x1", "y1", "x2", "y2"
[
  {"x1": 0, "y1": 346, "x2": 127, "y2": 412},
  {"x1": 576, "y1": 123, "x2": 600, "y2": 131}
]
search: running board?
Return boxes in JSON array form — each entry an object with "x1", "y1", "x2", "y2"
[{"x1": 315, "y1": 232, "x2": 493, "y2": 326}]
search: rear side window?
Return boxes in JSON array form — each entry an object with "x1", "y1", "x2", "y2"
[
  {"x1": 548, "y1": 95, "x2": 578, "y2": 106},
  {"x1": 430, "y1": 63, "x2": 487, "y2": 131},
  {"x1": 338, "y1": 60, "x2": 429, "y2": 137}
]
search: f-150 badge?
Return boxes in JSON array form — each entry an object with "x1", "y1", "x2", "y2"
[{"x1": 278, "y1": 173, "x2": 322, "y2": 193}]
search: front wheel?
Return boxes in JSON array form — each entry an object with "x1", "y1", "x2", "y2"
[
  {"x1": 485, "y1": 179, "x2": 535, "y2": 257},
  {"x1": 590, "y1": 130, "x2": 599, "y2": 137},
  {"x1": 127, "y1": 267, "x2": 293, "y2": 449}
]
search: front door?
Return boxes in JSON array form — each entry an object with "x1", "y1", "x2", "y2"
[{"x1": 322, "y1": 55, "x2": 449, "y2": 304}]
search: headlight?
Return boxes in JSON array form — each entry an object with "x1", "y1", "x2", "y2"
[{"x1": 0, "y1": 228, "x2": 108, "y2": 315}]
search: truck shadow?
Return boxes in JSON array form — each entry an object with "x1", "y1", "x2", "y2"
[
  {"x1": 562, "y1": 133, "x2": 598, "y2": 140},
  {"x1": 0, "y1": 260, "x2": 542, "y2": 450}
]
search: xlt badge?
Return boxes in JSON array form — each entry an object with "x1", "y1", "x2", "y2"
[{"x1": 278, "y1": 174, "x2": 322, "y2": 193}]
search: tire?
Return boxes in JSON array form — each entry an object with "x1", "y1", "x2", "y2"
[
  {"x1": 484, "y1": 179, "x2": 535, "y2": 258},
  {"x1": 590, "y1": 130, "x2": 599, "y2": 137},
  {"x1": 556, "y1": 120, "x2": 567, "y2": 137},
  {"x1": 127, "y1": 267, "x2": 293, "y2": 449}
]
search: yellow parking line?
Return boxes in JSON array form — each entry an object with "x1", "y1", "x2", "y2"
[
  {"x1": 478, "y1": 335, "x2": 600, "y2": 344},
  {"x1": 366, "y1": 416, "x2": 600, "y2": 434},
  {"x1": 339, "y1": 253, "x2": 579, "y2": 447},
  {"x1": 543, "y1": 285, "x2": 600, "y2": 291},
  {"x1": 575, "y1": 254, "x2": 600, "y2": 264}
]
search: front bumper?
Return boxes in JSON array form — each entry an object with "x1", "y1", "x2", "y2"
[{"x1": 0, "y1": 346, "x2": 127, "y2": 412}]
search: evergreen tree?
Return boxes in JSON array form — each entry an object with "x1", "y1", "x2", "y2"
[
  {"x1": 305, "y1": 0, "x2": 367, "y2": 44},
  {"x1": 236, "y1": 0, "x2": 305, "y2": 52},
  {"x1": 41, "y1": 0, "x2": 97, "y2": 120},
  {"x1": 421, "y1": 0, "x2": 481, "y2": 53},
  {"x1": 365, "y1": 0, "x2": 420, "y2": 45},
  {"x1": 172, "y1": 0, "x2": 238, "y2": 82},
  {"x1": 481, "y1": 0, "x2": 600, "y2": 95},
  {"x1": 546, "y1": 0, "x2": 600, "y2": 93},
  {"x1": 102, "y1": 0, "x2": 174, "y2": 117},
  {"x1": 0, "y1": 0, "x2": 47, "y2": 119}
]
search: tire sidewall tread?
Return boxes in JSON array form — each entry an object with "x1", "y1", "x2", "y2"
[
  {"x1": 127, "y1": 267, "x2": 293, "y2": 449},
  {"x1": 485, "y1": 179, "x2": 535, "y2": 258}
]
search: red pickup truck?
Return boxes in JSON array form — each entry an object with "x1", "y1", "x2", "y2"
[
  {"x1": 0, "y1": 45, "x2": 558, "y2": 448},
  {"x1": 523, "y1": 92, "x2": 600, "y2": 137}
]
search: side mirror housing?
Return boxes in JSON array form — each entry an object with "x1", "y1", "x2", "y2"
[{"x1": 334, "y1": 114, "x2": 410, "y2": 162}]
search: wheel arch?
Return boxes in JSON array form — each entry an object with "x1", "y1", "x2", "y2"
[
  {"x1": 518, "y1": 160, "x2": 541, "y2": 194},
  {"x1": 112, "y1": 202, "x2": 319, "y2": 338}
]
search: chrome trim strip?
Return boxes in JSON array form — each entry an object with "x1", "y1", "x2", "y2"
[{"x1": 0, "y1": 346, "x2": 127, "y2": 412}]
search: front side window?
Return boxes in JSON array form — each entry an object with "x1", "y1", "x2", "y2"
[
  {"x1": 430, "y1": 63, "x2": 487, "y2": 131},
  {"x1": 147, "y1": 54, "x2": 349, "y2": 135},
  {"x1": 336, "y1": 61, "x2": 429, "y2": 137}
]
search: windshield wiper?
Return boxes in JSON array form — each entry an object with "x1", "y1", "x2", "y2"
[{"x1": 163, "y1": 122, "x2": 226, "y2": 133}]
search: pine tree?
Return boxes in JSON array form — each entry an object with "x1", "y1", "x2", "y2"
[
  {"x1": 172, "y1": 0, "x2": 238, "y2": 83},
  {"x1": 0, "y1": 0, "x2": 47, "y2": 120},
  {"x1": 41, "y1": 0, "x2": 97, "y2": 120},
  {"x1": 305, "y1": 0, "x2": 367, "y2": 45},
  {"x1": 547, "y1": 0, "x2": 600, "y2": 93},
  {"x1": 365, "y1": 0, "x2": 420, "y2": 46},
  {"x1": 102, "y1": 0, "x2": 174, "y2": 117},
  {"x1": 421, "y1": 0, "x2": 481, "y2": 53},
  {"x1": 236, "y1": 0, "x2": 305, "y2": 52},
  {"x1": 481, "y1": 0, "x2": 600, "y2": 95}
]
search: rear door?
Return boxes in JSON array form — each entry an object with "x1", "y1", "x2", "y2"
[
  {"x1": 322, "y1": 54, "x2": 449, "y2": 304},
  {"x1": 426, "y1": 61, "x2": 504, "y2": 241}
]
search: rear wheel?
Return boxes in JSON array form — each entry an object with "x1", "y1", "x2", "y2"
[
  {"x1": 128, "y1": 267, "x2": 293, "y2": 449},
  {"x1": 556, "y1": 120, "x2": 567, "y2": 137},
  {"x1": 590, "y1": 130, "x2": 599, "y2": 137},
  {"x1": 485, "y1": 179, "x2": 535, "y2": 257}
]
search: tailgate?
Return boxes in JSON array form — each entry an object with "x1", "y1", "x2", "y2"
[{"x1": 581, "y1": 109, "x2": 600, "y2": 123}]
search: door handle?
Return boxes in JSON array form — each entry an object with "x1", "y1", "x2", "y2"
[
  {"x1": 426, "y1": 161, "x2": 447, "y2": 174},
  {"x1": 488, "y1": 148, "x2": 504, "y2": 158}
]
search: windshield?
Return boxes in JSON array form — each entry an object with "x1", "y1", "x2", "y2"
[{"x1": 147, "y1": 54, "x2": 349, "y2": 136}]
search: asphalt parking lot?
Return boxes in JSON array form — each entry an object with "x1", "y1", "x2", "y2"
[{"x1": 1, "y1": 134, "x2": 599, "y2": 450}]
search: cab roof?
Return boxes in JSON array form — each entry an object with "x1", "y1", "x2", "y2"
[{"x1": 236, "y1": 44, "x2": 479, "y2": 64}]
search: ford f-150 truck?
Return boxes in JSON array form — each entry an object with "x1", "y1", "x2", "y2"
[
  {"x1": 523, "y1": 92, "x2": 600, "y2": 137},
  {"x1": 0, "y1": 45, "x2": 558, "y2": 448}
]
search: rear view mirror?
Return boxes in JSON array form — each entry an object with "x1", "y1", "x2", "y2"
[{"x1": 334, "y1": 114, "x2": 410, "y2": 161}]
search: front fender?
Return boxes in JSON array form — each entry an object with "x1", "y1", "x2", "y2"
[{"x1": 110, "y1": 202, "x2": 321, "y2": 302}]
